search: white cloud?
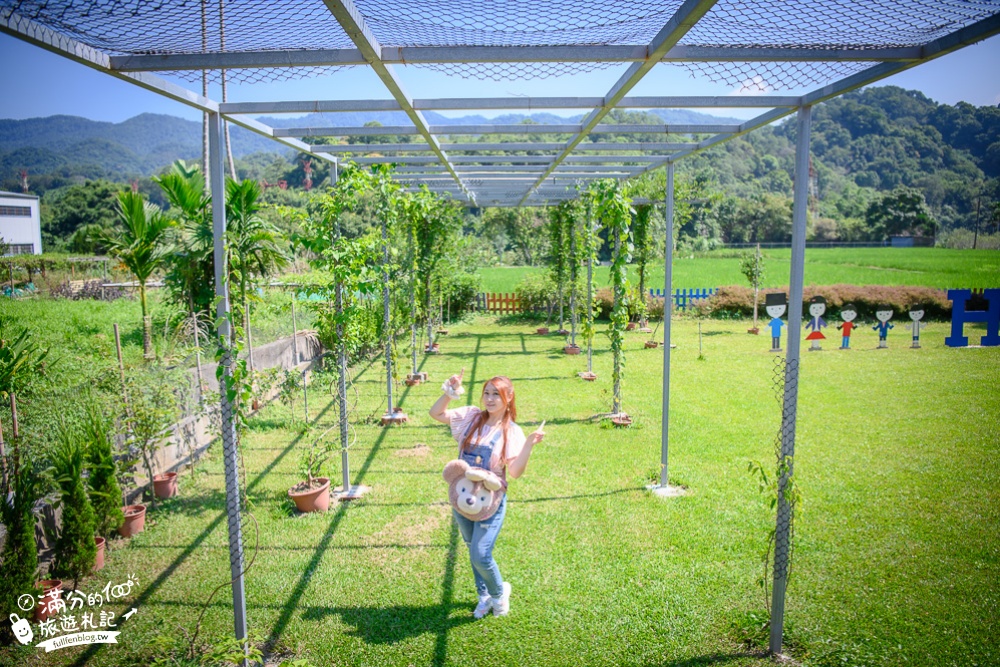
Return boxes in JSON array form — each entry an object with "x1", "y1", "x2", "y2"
[{"x1": 729, "y1": 75, "x2": 773, "y2": 95}]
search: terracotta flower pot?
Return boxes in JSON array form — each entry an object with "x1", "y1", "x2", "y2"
[
  {"x1": 611, "y1": 413, "x2": 633, "y2": 428},
  {"x1": 288, "y1": 477, "x2": 331, "y2": 513},
  {"x1": 536, "y1": 327, "x2": 549, "y2": 335},
  {"x1": 580, "y1": 372, "x2": 597, "y2": 381},
  {"x1": 94, "y1": 536, "x2": 106, "y2": 572},
  {"x1": 424, "y1": 343, "x2": 440, "y2": 354},
  {"x1": 153, "y1": 472, "x2": 178, "y2": 499},
  {"x1": 626, "y1": 322, "x2": 637, "y2": 331},
  {"x1": 747, "y1": 327, "x2": 760, "y2": 335},
  {"x1": 563, "y1": 344, "x2": 581, "y2": 355},
  {"x1": 436, "y1": 329, "x2": 449, "y2": 336},
  {"x1": 556, "y1": 329, "x2": 570, "y2": 336},
  {"x1": 118, "y1": 504, "x2": 146, "y2": 538},
  {"x1": 34, "y1": 580, "x2": 63, "y2": 623},
  {"x1": 644, "y1": 341, "x2": 659, "y2": 348},
  {"x1": 405, "y1": 377, "x2": 421, "y2": 386}
]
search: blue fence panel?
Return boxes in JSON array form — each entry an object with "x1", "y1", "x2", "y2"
[{"x1": 649, "y1": 288, "x2": 718, "y2": 311}]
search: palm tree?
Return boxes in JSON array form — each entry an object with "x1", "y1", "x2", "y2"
[
  {"x1": 104, "y1": 191, "x2": 174, "y2": 359},
  {"x1": 155, "y1": 160, "x2": 214, "y2": 323},
  {"x1": 225, "y1": 178, "x2": 290, "y2": 353}
]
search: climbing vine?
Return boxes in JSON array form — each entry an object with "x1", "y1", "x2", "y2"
[
  {"x1": 631, "y1": 203, "x2": 654, "y2": 324},
  {"x1": 589, "y1": 179, "x2": 634, "y2": 414}
]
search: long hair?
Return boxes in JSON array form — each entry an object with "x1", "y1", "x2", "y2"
[{"x1": 461, "y1": 376, "x2": 517, "y2": 468}]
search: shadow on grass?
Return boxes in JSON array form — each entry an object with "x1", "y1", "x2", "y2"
[
  {"x1": 643, "y1": 652, "x2": 767, "y2": 667},
  {"x1": 68, "y1": 395, "x2": 338, "y2": 667}
]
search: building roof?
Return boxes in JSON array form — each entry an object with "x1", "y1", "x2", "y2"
[{"x1": 0, "y1": 191, "x2": 40, "y2": 201}]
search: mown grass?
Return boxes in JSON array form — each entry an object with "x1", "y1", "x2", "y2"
[
  {"x1": 8, "y1": 315, "x2": 997, "y2": 667},
  {"x1": 477, "y1": 248, "x2": 1000, "y2": 293}
]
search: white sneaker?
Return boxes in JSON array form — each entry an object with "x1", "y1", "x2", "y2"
[
  {"x1": 473, "y1": 595, "x2": 492, "y2": 619},
  {"x1": 491, "y1": 582, "x2": 511, "y2": 617}
]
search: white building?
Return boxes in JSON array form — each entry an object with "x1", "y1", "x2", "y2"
[{"x1": 0, "y1": 191, "x2": 42, "y2": 255}]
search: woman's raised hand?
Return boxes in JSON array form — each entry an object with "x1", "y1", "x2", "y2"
[
  {"x1": 527, "y1": 420, "x2": 546, "y2": 447},
  {"x1": 447, "y1": 368, "x2": 464, "y2": 389}
]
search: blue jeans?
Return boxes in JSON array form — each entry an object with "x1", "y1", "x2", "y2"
[{"x1": 453, "y1": 496, "x2": 507, "y2": 598}]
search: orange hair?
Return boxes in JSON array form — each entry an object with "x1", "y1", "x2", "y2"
[{"x1": 461, "y1": 376, "x2": 517, "y2": 467}]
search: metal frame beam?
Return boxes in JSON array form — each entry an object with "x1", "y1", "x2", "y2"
[
  {"x1": 320, "y1": 0, "x2": 470, "y2": 201},
  {"x1": 109, "y1": 45, "x2": 923, "y2": 72},
  {"x1": 520, "y1": 0, "x2": 719, "y2": 203},
  {"x1": 279, "y1": 123, "x2": 737, "y2": 137}
]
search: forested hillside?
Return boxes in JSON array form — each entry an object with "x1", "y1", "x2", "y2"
[{"x1": 3, "y1": 86, "x2": 998, "y2": 252}]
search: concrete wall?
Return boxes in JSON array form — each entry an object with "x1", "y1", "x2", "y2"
[{"x1": 0, "y1": 191, "x2": 42, "y2": 254}]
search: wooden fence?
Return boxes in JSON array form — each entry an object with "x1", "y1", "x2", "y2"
[
  {"x1": 648, "y1": 287, "x2": 718, "y2": 310},
  {"x1": 479, "y1": 292, "x2": 522, "y2": 314}
]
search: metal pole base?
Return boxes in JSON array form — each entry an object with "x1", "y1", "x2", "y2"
[
  {"x1": 335, "y1": 484, "x2": 371, "y2": 501},
  {"x1": 644, "y1": 483, "x2": 686, "y2": 498}
]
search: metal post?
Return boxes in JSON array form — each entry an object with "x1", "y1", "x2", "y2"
[
  {"x1": 659, "y1": 163, "x2": 675, "y2": 487},
  {"x1": 331, "y1": 170, "x2": 351, "y2": 493},
  {"x1": 587, "y1": 208, "x2": 594, "y2": 374},
  {"x1": 208, "y1": 110, "x2": 248, "y2": 646},
  {"x1": 570, "y1": 212, "x2": 577, "y2": 346},
  {"x1": 770, "y1": 105, "x2": 811, "y2": 656},
  {"x1": 382, "y1": 203, "x2": 393, "y2": 415},
  {"x1": 291, "y1": 294, "x2": 308, "y2": 421}
]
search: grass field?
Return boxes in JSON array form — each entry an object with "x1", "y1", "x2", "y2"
[
  {"x1": 477, "y1": 248, "x2": 1000, "y2": 293},
  {"x1": 10, "y1": 316, "x2": 997, "y2": 667}
]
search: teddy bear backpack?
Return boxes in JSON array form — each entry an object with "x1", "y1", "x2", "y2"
[{"x1": 443, "y1": 459, "x2": 505, "y2": 521}]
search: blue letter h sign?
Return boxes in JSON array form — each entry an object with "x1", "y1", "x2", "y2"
[{"x1": 946, "y1": 289, "x2": 1000, "y2": 347}]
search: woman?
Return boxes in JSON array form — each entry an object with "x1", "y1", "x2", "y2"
[{"x1": 429, "y1": 369, "x2": 545, "y2": 618}]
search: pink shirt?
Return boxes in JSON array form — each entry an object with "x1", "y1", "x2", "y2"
[{"x1": 448, "y1": 405, "x2": 526, "y2": 477}]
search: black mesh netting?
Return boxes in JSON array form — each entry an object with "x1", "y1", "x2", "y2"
[
  {"x1": 4, "y1": 0, "x2": 998, "y2": 85},
  {"x1": 0, "y1": 0, "x2": 354, "y2": 84}
]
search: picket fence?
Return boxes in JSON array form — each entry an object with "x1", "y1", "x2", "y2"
[{"x1": 648, "y1": 287, "x2": 718, "y2": 310}]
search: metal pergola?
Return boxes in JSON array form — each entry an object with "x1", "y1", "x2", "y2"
[{"x1": 4, "y1": 0, "x2": 998, "y2": 658}]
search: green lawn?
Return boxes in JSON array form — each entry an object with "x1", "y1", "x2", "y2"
[
  {"x1": 12, "y1": 317, "x2": 997, "y2": 667},
  {"x1": 477, "y1": 248, "x2": 1000, "y2": 293}
]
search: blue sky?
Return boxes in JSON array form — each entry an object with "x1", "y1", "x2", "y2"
[{"x1": 0, "y1": 31, "x2": 998, "y2": 124}]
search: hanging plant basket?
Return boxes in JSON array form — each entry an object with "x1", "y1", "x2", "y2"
[
  {"x1": 563, "y1": 344, "x2": 581, "y2": 355},
  {"x1": 153, "y1": 472, "x2": 178, "y2": 499},
  {"x1": 611, "y1": 413, "x2": 633, "y2": 428},
  {"x1": 536, "y1": 327, "x2": 550, "y2": 335},
  {"x1": 288, "y1": 477, "x2": 331, "y2": 513},
  {"x1": 34, "y1": 580, "x2": 64, "y2": 623},
  {"x1": 94, "y1": 536, "x2": 106, "y2": 572},
  {"x1": 118, "y1": 504, "x2": 146, "y2": 537}
]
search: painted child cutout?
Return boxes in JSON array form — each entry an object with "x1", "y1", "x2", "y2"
[
  {"x1": 908, "y1": 305, "x2": 926, "y2": 349},
  {"x1": 765, "y1": 292, "x2": 787, "y2": 352},
  {"x1": 837, "y1": 304, "x2": 858, "y2": 350},
  {"x1": 873, "y1": 305, "x2": 894, "y2": 348},
  {"x1": 804, "y1": 295, "x2": 827, "y2": 351}
]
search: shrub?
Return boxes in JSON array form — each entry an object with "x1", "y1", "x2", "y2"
[
  {"x1": 442, "y1": 272, "x2": 482, "y2": 319},
  {"x1": 52, "y1": 424, "x2": 98, "y2": 589},
  {"x1": 515, "y1": 273, "x2": 556, "y2": 316},
  {"x1": 703, "y1": 284, "x2": 952, "y2": 320},
  {"x1": 85, "y1": 404, "x2": 124, "y2": 537},
  {"x1": 0, "y1": 453, "x2": 40, "y2": 644}
]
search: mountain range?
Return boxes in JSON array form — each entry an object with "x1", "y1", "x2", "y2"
[{"x1": 0, "y1": 108, "x2": 741, "y2": 182}]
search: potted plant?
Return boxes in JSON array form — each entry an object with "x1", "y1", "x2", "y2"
[
  {"x1": 645, "y1": 319, "x2": 662, "y2": 348},
  {"x1": 51, "y1": 424, "x2": 98, "y2": 591},
  {"x1": 123, "y1": 376, "x2": 180, "y2": 510},
  {"x1": 536, "y1": 327, "x2": 550, "y2": 335},
  {"x1": 153, "y1": 471, "x2": 178, "y2": 498},
  {"x1": 118, "y1": 504, "x2": 147, "y2": 537},
  {"x1": 563, "y1": 339, "x2": 581, "y2": 355},
  {"x1": 288, "y1": 436, "x2": 332, "y2": 513}
]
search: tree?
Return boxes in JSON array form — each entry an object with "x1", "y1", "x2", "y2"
[
  {"x1": 51, "y1": 423, "x2": 97, "y2": 591},
  {"x1": 42, "y1": 179, "x2": 119, "y2": 251},
  {"x1": 865, "y1": 186, "x2": 937, "y2": 239},
  {"x1": 590, "y1": 179, "x2": 634, "y2": 417},
  {"x1": 155, "y1": 160, "x2": 215, "y2": 323},
  {"x1": 225, "y1": 178, "x2": 291, "y2": 358},
  {"x1": 740, "y1": 244, "x2": 765, "y2": 333},
  {"x1": 84, "y1": 402, "x2": 124, "y2": 537},
  {"x1": 103, "y1": 191, "x2": 175, "y2": 359}
]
